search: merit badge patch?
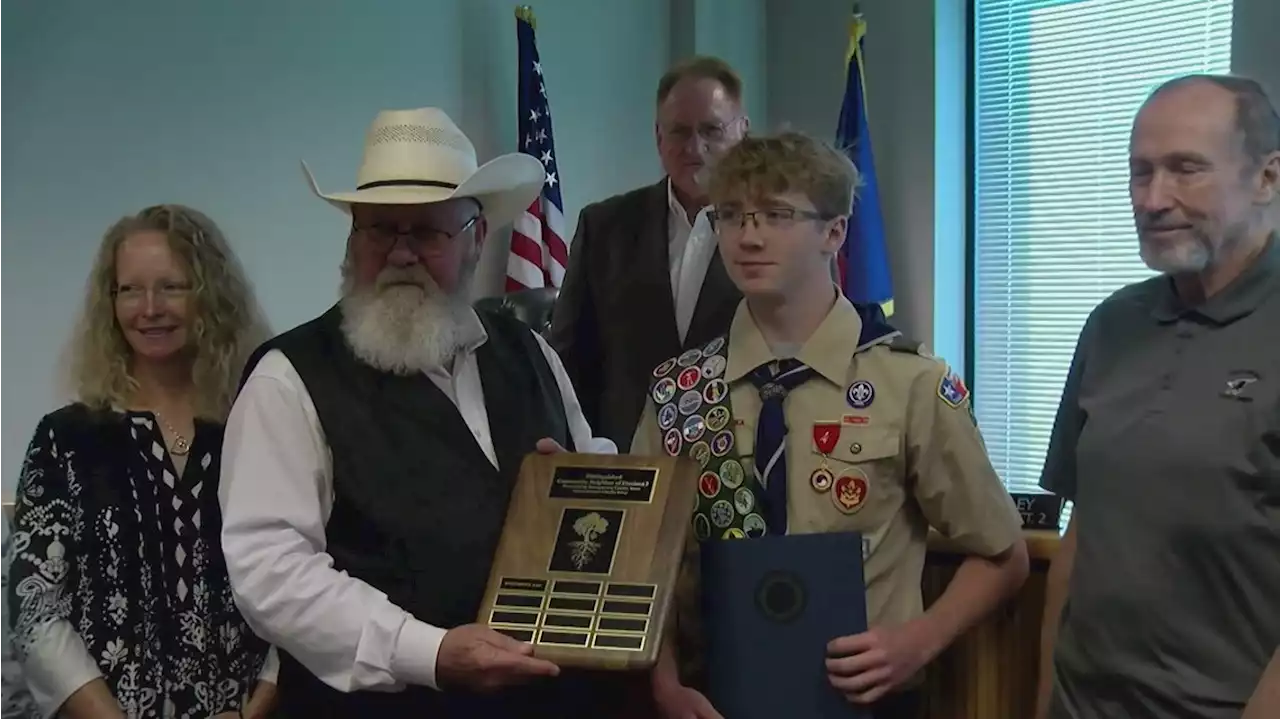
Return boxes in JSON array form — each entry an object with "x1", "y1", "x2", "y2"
[
  {"x1": 938, "y1": 369, "x2": 970, "y2": 408},
  {"x1": 677, "y1": 348, "x2": 704, "y2": 367},
  {"x1": 653, "y1": 377, "x2": 677, "y2": 405},
  {"x1": 677, "y1": 367, "x2": 702, "y2": 391},
  {"x1": 658, "y1": 402, "x2": 679, "y2": 430},
  {"x1": 653, "y1": 358, "x2": 678, "y2": 378},
  {"x1": 690, "y1": 441, "x2": 711, "y2": 468},
  {"x1": 701, "y1": 354, "x2": 727, "y2": 380},
  {"x1": 702, "y1": 378, "x2": 728, "y2": 404},
  {"x1": 719, "y1": 459, "x2": 745, "y2": 488},
  {"x1": 693, "y1": 513, "x2": 712, "y2": 541},
  {"x1": 845, "y1": 379, "x2": 875, "y2": 409},
  {"x1": 663, "y1": 428, "x2": 682, "y2": 456},
  {"x1": 710, "y1": 430, "x2": 735, "y2": 457},
  {"x1": 705, "y1": 406, "x2": 730, "y2": 432},
  {"x1": 678, "y1": 389, "x2": 703, "y2": 416},
  {"x1": 698, "y1": 471, "x2": 721, "y2": 499},
  {"x1": 709, "y1": 499, "x2": 735, "y2": 529},
  {"x1": 682, "y1": 414, "x2": 706, "y2": 443}
]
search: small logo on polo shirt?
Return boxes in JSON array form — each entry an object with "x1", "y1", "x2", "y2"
[{"x1": 1221, "y1": 372, "x2": 1259, "y2": 401}]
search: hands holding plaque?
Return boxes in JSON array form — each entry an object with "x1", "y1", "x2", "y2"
[{"x1": 436, "y1": 623, "x2": 561, "y2": 692}]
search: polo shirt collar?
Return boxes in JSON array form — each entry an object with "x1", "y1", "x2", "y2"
[
  {"x1": 725, "y1": 292, "x2": 901, "y2": 385},
  {"x1": 1152, "y1": 231, "x2": 1280, "y2": 324}
]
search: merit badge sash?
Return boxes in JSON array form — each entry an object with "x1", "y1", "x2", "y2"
[{"x1": 649, "y1": 335, "x2": 770, "y2": 542}]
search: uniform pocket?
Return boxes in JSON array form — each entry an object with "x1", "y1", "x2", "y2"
[
  {"x1": 814, "y1": 426, "x2": 900, "y2": 463},
  {"x1": 812, "y1": 427, "x2": 902, "y2": 516}
]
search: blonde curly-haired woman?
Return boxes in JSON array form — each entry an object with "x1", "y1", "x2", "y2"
[{"x1": 6, "y1": 205, "x2": 278, "y2": 719}]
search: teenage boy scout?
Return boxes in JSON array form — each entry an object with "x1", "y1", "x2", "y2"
[{"x1": 635, "y1": 131, "x2": 1030, "y2": 719}]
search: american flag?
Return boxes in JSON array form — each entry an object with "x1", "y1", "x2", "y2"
[{"x1": 507, "y1": 6, "x2": 568, "y2": 292}]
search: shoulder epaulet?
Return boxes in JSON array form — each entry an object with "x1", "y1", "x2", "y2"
[{"x1": 887, "y1": 336, "x2": 931, "y2": 357}]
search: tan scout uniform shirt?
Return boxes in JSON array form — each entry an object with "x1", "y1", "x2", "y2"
[{"x1": 632, "y1": 296, "x2": 1023, "y2": 681}]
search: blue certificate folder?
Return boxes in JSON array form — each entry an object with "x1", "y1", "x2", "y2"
[{"x1": 701, "y1": 530, "x2": 871, "y2": 719}]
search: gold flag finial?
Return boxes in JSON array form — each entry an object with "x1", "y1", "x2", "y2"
[{"x1": 516, "y1": 5, "x2": 536, "y2": 30}]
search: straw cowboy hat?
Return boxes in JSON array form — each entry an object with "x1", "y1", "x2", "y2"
[{"x1": 302, "y1": 107, "x2": 546, "y2": 230}]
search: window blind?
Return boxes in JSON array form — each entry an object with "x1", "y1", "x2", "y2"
[{"x1": 970, "y1": 0, "x2": 1234, "y2": 524}]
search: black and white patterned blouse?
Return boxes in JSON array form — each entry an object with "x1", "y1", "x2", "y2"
[{"x1": 6, "y1": 404, "x2": 269, "y2": 718}]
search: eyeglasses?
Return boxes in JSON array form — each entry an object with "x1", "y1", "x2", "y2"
[
  {"x1": 659, "y1": 118, "x2": 742, "y2": 144},
  {"x1": 708, "y1": 206, "x2": 831, "y2": 234},
  {"x1": 112, "y1": 282, "x2": 193, "y2": 306},
  {"x1": 354, "y1": 216, "x2": 480, "y2": 253}
]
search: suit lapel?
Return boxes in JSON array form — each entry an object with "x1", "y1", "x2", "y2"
[{"x1": 635, "y1": 180, "x2": 682, "y2": 352}]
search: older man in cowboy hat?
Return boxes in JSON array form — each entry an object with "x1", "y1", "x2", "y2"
[{"x1": 218, "y1": 107, "x2": 625, "y2": 717}]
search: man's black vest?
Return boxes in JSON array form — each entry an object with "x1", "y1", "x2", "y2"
[{"x1": 241, "y1": 305, "x2": 583, "y2": 717}]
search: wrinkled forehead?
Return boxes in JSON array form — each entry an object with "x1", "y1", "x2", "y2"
[
  {"x1": 658, "y1": 78, "x2": 741, "y2": 127},
  {"x1": 351, "y1": 198, "x2": 479, "y2": 226},
  {"x1": 1131, "y1": 83, "x2": 1241, "y2": 161}
]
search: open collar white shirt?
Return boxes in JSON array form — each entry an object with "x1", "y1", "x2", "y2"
[
  {"x1": 218, "y1": 309, "x2": 616, "y2": 694},
  {"x1": 666, "y1": 179, "x2": 719, "y2": 343}
]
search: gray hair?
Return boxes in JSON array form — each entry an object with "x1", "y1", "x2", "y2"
[{"x1": 1148, "y1": 73, "x2": 1280, "y2": 165}]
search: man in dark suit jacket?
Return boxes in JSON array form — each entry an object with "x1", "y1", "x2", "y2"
[{"x1": 550, "y1": 56, "x2": 750, "y2": 450}]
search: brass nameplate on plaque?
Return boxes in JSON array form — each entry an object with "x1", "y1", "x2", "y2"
[{"x1": 477, "y1": 453, "x2": 699, "y2": 671}]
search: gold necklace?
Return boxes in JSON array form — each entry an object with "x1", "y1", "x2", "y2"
[{"x1": 154, "y1": 411, "x2": 191, "y2": 456}]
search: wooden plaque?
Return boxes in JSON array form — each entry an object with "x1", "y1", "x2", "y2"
[{"x1": 477, "y1": 451, "x2": 699, "y2": 671}]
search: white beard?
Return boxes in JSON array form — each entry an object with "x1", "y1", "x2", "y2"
[
  {"x1": 1140, "y1": 236, "x2": 1212, "y2": 274},
  {"x1": 339, "y1": 269, "x2": 470, "y2": 375}
]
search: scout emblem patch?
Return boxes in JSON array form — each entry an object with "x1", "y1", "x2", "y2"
[
  {"x1": 650, "y1": 334, "x2": 771, "y2": 541},
  {"x1": 810, "y1": 421, "x2": 840, "y2": 493},
  {"x1": 938, "y1": 368, "x2": 970, "y2": 408},
  {"x1": 846, "y1": 379, "x2": 875, "y2": 409},
  {"x1": 832, "y1": 469, "x2": 869, "y2": 514}
]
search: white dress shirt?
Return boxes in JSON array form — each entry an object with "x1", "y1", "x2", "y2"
[
  {"x1": 667, "y1": 179, "x2": 719, "y2": 343},
  {"x1": 218, "y1": 310, "x2": 617, "y2": 696}
]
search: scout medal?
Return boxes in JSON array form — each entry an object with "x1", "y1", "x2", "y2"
[{"x1": 810, "y1": 421, "x2": 840, "y2": 492}]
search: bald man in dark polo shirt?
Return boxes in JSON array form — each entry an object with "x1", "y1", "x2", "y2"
[{"x1": 1033, "y1": 74, "x2": 1280, "y2": 719}]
